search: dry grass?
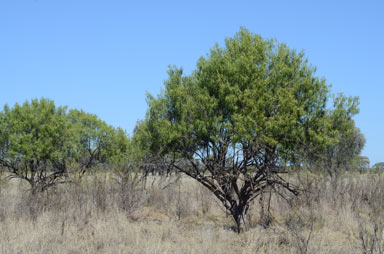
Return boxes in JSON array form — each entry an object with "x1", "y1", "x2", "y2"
[{"x1": 1, "y1": 171, "x2": 384, "y2": 253}]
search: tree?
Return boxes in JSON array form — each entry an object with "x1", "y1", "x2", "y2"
[
  {"x1": 132, "y1": 120, "x2": 178, "y2": 176},
  {"x1": 304, "y1": 95, "x2": 365, "y2": 176},
  {"x1": 0, "y1": 98, "x2": 131, "y2": 193},
  {"x1": 372, "y1": 162, "x2": 384, "y2": 172},
  {"x1": 137, "y1": 28, "x2": 359, "y2": 232},
  {"x1": 353, "y1": 156, "x2": 370, "y2": 174},
  {"x1": 68, "y1": 109, "x2": 130, "y2": 178},
  {"x1": 0, "y1": 98, "x2": 73, "y2": 193}
]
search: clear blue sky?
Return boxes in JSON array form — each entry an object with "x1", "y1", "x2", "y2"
[{"x1": 0, "y1": 0, "x2": 383, "y2": 164}]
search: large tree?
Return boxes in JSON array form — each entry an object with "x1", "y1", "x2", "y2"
[{"x1": 137, "y1": 28, "x2": 361, "y2": 232}]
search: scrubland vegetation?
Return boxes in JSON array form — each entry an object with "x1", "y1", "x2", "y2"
[
  {"x1": 1, "y1": 28, "x2": 380, "y2": 253},
  {"x1": 1, "y1": 171, "x2": 384, "y2": 253}
]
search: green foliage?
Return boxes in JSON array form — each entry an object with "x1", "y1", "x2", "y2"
[
  {"x1": 131, "y1": 120, "x2": 152, "y2": 161},
  {"x1": 67, "y1": 109, "x2": 130, "y2": 176},
  {"x1": 142, "y1": 28, "x2": 335, "y2": 168},
  {"x1": 0, "y1": 98, "x2": 73, "y2": 192},
  {"x1": 372, "y1": 162, "x2": 384, "y2": 172},
  {"x1": 353, "y1": 156, "x2": 370, "y2": 173},
  {"x1": 0, "y1": 98, "x2": 130, "y2": 192},
  {"x1": 137, "y1": 28, "x2": 363, "y2": 232},
  {"x1": 305, "y1": 94, "x2": 365, "y2": 176}
]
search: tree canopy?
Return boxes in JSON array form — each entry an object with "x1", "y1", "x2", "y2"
[
  {"x1": 136, "y1": 28, "x2": 363, "y2": 232},
  {"x1": 372, "y1": 162, "x2": 384, "y2": 172},
  {"x1": 0, "y1": 98, "x2": 73, "y2": 192},
  {"x1": 304, "y1": 94, "x2": 365, "y2": 175},
  {"x1": 0, "y1": 98, "x2": 129, "y2": 193},
  {"x1": 68, "y1": 109, "x2": 130, "y2": 177}
]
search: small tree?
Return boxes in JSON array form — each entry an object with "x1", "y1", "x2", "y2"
[
  {"x1": 305, "y1": 95, "x2": 365, "y2": 176},
  {"x1": 138, "y1": 28, "x2": 361, "y2": 232},
  {"x1": 372, "y1": 162, "x2": 384, "y2": 172},
  {"x1": 68, "y1": 109, "x2": 130, "y2": 178},
  {"x1": 0, "y1": 99, "x2": 131, "y2": 193},
  {"x1": 353, "y1": 156, "x2": 370, "y2": 174},
  {"x1": 0, "y1": 98, "x2": 73, "y2": 193}
]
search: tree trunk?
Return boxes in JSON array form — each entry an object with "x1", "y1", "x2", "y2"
[
  {"x1": 231, "y1": 205, "x2": 247, "y2": 233},
  {"x1": 30, "y1": 178, "x2": 38, "y2": 196}
]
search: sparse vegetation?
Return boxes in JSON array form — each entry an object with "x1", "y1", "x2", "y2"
[
  {"x1": 0, "y1": 172, "x2": 384, "y2": 253},
  {"x1": 0, "y1": 28, "x2": 376, "y2": 253}
]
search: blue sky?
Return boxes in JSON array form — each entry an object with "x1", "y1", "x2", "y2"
[{"x1": 0, "y1": 0, "x2": 383, "y2": 164}]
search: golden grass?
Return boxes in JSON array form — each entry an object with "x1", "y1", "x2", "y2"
[{"x1": 1, "y1": 172, "x2": 384, "y2": 253}]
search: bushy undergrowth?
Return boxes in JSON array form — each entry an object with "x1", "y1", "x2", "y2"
[{"x1": 1, "y1": 171, "x2": 384, "y2": 253}]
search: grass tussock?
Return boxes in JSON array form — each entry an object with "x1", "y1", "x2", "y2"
[{"x1": 1, "y1": 171, "x2": 384, "y2": 253}]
